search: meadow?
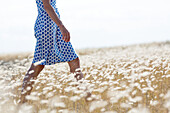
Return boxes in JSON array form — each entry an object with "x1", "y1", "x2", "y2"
[{"x1": 0, "y1": 41, "x2": 170, "y2": 113}]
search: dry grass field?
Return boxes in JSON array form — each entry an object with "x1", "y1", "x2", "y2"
[{"x1": 0, "y1": 41, "x2": 170, "y2": 113}]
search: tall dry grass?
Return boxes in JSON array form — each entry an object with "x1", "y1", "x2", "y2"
[{"x1": 0, "y1": 41, "x2": 170, "y2": 113}]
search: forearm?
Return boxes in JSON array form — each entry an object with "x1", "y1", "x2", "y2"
[{"x1": 44, "y1": 5, "x2": 63, "y2": 27}]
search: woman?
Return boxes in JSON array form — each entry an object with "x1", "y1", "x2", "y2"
[{"x1": 20, "y1": 0, "x2": 84, "y2": 103}]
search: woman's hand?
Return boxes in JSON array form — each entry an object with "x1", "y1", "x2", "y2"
[{"x1": 59, "y1": 25, "x2": 70, "y2": 42}]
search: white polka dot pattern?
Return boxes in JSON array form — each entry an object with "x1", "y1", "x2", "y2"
[{"x1": 32, "y1": 0, "x2": 78, "y2": 65}]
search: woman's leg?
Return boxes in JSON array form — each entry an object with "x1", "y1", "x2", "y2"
[
  {"x1": 68, "y1": 57, "x2": 91, "y2": 100},
  {"x1": 20, "y1": 63, "x2": 45, "y2": 103},
  {"x1": 67, "y1": 57, "x2": 83, "y2": 81}
]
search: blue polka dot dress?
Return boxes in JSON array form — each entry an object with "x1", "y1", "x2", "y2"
[{"x1": 32, "y1": 0, "x2": 78, "y2": 65}]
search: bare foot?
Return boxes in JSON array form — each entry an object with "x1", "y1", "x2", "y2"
[{"x1": 85, "y1": 92, "x2": 92, "y2": 102}]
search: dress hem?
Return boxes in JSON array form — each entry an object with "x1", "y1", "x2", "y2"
[{"x1": 32, "y1": 55, "x2": 79, "y2": 66}]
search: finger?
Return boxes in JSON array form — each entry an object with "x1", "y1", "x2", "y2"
[
  {"x1": 68, "y1": 32, "x2": 70, "y2": 42},
  {"x1": 66, "y1": 32, "x2": 69, "y2": 42},
  {"x1": 65, "y1": 33, "x2": 68, "y2": 42},
  {"x1": 64, "y1": 36, "x2": 66, "y2": 42},
  {"x1": 62, "y1": 34, "x2": 66, "y2": 41},
  {"x1": 63, "y1": 33, "x2": 67, "y2": 42}
]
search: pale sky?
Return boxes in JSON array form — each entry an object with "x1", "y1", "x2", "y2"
[{"x1": 0, "y1": 0, "x2": 170, "y2": 54}]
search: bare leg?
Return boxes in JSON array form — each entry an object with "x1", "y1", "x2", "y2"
[
  {"x1": 68, "y1": 57, "x2": 83, "y2": 81},
  {"x1": 68, "y1": 57, "x2": 91, "y2": 100},
  {"x1": 20, "y1": 63, "x2": 45, "y2": 103}
]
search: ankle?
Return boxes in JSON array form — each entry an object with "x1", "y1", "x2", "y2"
[{"x1": 74, "y1": 72, "x2": 84, "y2": 81}]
